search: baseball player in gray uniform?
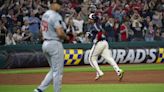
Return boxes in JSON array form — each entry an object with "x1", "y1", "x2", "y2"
[{"x1": 34, "y1": 1, "x2": 68, "y2": 92}]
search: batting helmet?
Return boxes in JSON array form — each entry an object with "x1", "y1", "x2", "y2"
[{"x1": 89, "y1": 13, "x2": 99, "y2": 22}]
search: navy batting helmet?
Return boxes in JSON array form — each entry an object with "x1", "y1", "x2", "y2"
[{"x1": 89, "y1": 13, "x2": 99, "y2": 21}]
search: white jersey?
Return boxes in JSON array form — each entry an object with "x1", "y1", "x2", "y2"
[{"x1": 41, "y1": 10, "x2": 66, "y2": 41}]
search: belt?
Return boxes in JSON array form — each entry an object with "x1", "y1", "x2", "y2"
[
  {"x1": 44, "y1": 39, "x2": 55, "y2": 41},
  {"x1": 44, "y1": 39, "x2": 61, "y2": 42}
]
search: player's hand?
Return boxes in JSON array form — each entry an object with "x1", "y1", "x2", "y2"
[
  {"x1": 66, "y1": 36, "x2": 70, "y2": 41},
  {"x1": 63, "y1": 36, "x2": 70, "y2": 43},
  {"x1": 62, "y1": 33, "x2": 70, "y2": 43}
]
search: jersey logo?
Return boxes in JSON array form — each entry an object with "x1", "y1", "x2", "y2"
[
  {"x1": 41, "y1": 20, "x2": 48, "y2": 32},
  {"x1": 59, "y1": 20, "x2": 62, "y2": 25}
]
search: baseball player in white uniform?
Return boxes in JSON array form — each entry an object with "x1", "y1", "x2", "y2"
[
  {"x1": 88, "y1": 13, "x2": 124, "y2": 81},
  {"x1": 34, "y1": 1, "x2": 68, "y2": 92}
]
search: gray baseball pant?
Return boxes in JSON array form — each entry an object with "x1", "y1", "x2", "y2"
[{"x1": 38, "y1": 40, "x2": 64, "y2": 92}]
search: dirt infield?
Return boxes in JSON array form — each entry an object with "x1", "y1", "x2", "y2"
[{"x1": 0, "y1": 71, "x2": 164, "y2": 85}]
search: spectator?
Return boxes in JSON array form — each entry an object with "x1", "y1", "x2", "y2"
[
  {"x1": 113, "y1": 19, "x2": 120, "y2": 42},
  {"x1": 5, "y1": 32, "x2": 16, "y2": 45},
  {"x1": 13, "y1": 28, "x2": 23, "y2": 43},
  {"x1": 148, "y1": 0, "x2": 156, "y2": 10},
  {"x1": 103, "y1": 15, "x2": 116, "y2": 42},
  {"x1": 119, "y1": 21, "x2": 128, "y2": 41},
  {"x1": 0, "y1": 0, "x2": 163, "y2": 44},
  {"x1": 154, "y1": 26, "x2": 162, "y2": 41},
  {"x1": 112, "y1": 5, "x2": 125, "y2": 23},
  {"x1": 152, "y1": 10, "x2": 163, "y2": 28},
  {"x1": 71, "y1": 0, "x2": 80, "y2": 9},
  {"x1": 21, "y1": 19, "x2": 33, "y2": 42},
  {"x1": 28, "y1": 10, "x2": 40, "y2": 41},
  {"x1": 141, "y1": 1, "x2": 154, "y2": 19},
  {"x1": 75, "y1": 32, "x2": 85, "y2": 43},
  {"x1": 91, "y1": 0, "x2": 101, "y2": 5},
  {"x1": 124, "y1": 16, "x2": 134, "y2": 41},
  {"x1": 107, "y1": 1, "x2": 115, "y2": 17},
  {"x1": 130, "y1": 11, "x2": 143, "y2": 28},
  {"x1": 144, "y1": 22, "x2": 155, "y2": 42},
  {"x1": 131, "y1": 0, "x2": 143, "y2": 12},
  {"x1": 22, "y1": 28, "x2": 33, "y2": 42},
  {"x1": 130, "y1": 11, "x2": 144, "y2": 41},
  {"x1": 22, "y1": 19, "x2": 29, "y2": 33},
  {"x1": 83, "y1": 32, "x2": 91, "y2": 43},
  {"x1": 89, "y1": 3, "x2": 97, "y2": 13},
  {"x1": 1, "y1": 14, "x2": 8, "y2": 29},
  {"x1": 66, "y1": 17, "x2": 76, "y2": 43},
  {"x1": 161, "y1": 31, "x2": 164, "y2": 41},
  {"x1": 6, "y1": 9, "x2": 15, "y2": 33},
  {"x1": 0, "y1": 19, "x2": 7, "y2": 45},
  {"x1": 16, "y1": 21, "x2": 22, "y2": 29},
  {"x1": 72, "y1": 10, "x2": 84, "y2": 35},
  {"x1": 143, "y1": 16, "x2": 152, "y2": 29}
]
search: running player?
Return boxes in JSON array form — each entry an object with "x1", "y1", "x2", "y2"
[
  {"x1": 34, "y1": 1, "x2": 68, "y2": 92},
  {"x1": 88, "y1": 13, "x2": 124, "y2": 81}
]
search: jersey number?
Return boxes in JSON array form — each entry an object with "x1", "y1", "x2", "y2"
[{"x1": 41, "y1": 20, "x2": 48, "y2": 32}]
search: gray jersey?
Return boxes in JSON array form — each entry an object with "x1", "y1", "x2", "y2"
[{"x1": 41, "y1": 10, "x2": 66, "y2": 41}]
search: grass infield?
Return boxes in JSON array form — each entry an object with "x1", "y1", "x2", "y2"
[
  {"x1": 0, "y1": 84, "x2": 164, "y2": 92},
  {"x1": 0, "y1": 64, "x2": 164, "y2": 92},
  {"x1": 0, "y1": 63, "x2": 164, "y2": 74}
]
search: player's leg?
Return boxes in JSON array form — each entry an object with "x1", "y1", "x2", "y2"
[
  {"x1": 101, "y1": 41, "x2": 124, "y2": 80},
  {"x1": 89, "y1": 44, "x2": 96, "y2": 68},
  {"x1": 35, "y1": 42, "x2": 53, "y2": 92},
  {"x1": 50, "y1": 41, "x2": 64, "y2": 92},
  {"x1": 37, "y1": 53, "x2": 53, "y2": 91},
  {"x1": 89, "y1": 42, "x2": 104, "y2": 80}
]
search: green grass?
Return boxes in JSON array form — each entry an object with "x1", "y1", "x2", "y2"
[
  {"x1": 0, "y1": 64, "x2": 164, "y2": 92},
  {"x1": 0, "y1": 84, "x2": 164, "y2": 92},
  {"x1": 0, "y1": 64, "x2": 164, "y2": 74}
]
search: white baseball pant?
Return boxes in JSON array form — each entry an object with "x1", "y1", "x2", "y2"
[{"x1": 89, "y1": 40, "x2": 121, "y2": 76}]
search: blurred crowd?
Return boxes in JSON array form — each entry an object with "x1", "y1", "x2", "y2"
[{"x1": 0, "y1": 0, "x2": 164, "y2": 45}]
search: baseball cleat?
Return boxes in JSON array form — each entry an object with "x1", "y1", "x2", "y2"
[
  {"x1": 118, "y1": 69, "x2": 124, "y2": 81},
  {"x1": 95, "y1": 72, "x2": 104, "y2": 80},
  {"x1": 34, "y1": 88, "x2": 43, "y2": 92}
]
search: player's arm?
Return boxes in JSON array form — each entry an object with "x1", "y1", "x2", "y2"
[
  {"x1": 39, "y1": 28, "x2": 44, "y2": 41},
  {"x1": 54, "y1": 15, "x2": 69, "y2": 40},
  {"x1": 56, "y1": 27, "x2": 68, "y2": 40}
]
